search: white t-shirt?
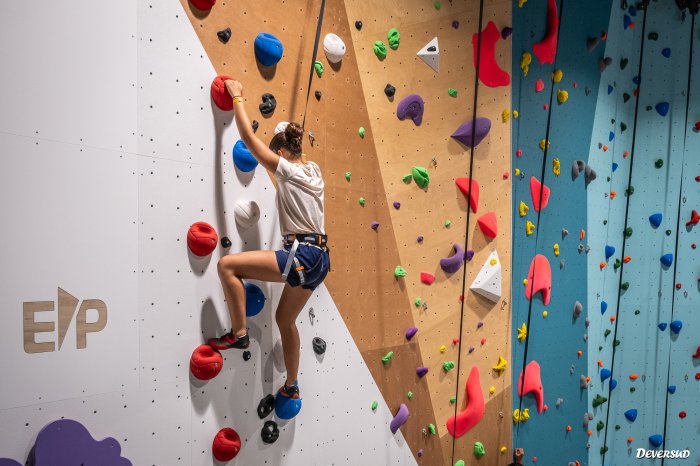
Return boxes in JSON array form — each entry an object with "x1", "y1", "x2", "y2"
[{"x1": 274, "y1": 156, "x2": 325, "y2": 236}]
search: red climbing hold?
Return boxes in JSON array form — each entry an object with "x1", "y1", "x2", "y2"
[
  {"x1": 212, "y1": 428, "x2": 241, "y2": 461},
  {"x1": 533, "y1": 0, "x2": 559, "y2": 64},
  {"x1": 695, "y1": 121, "x2": 700, "y2": 131},
  {"x1": 477, "y1": 212, "x2": 498, "y2": 238},
  {"x1": 525, "y1": 254, "x2": 552, "y2": 305},
  {"x1": 686, "y1": 210, "x2": 700, "y2": 227},
  {"x1": 420, "y1": 272, "x2": 436, "y2": 285},
  {"x1": 679, "y1": 411, "x2": 687, "y2": 419},
  {"x1": 472, "y1": 21, "x2": 510, "y2": 88},
  {"x1": 530, "y1": 177, "x2": 551, "y2": 212},
  {"x1": 191, "y1": 0, "x2": 216, "y2": 11},
  {"x1": 446, "y1": 365, "x2": 485, "y2": 437},
  {"x1": 190, "y1": 344, "x2": 223, "y2": 380},
  {"x1": 692, "y1": 346, "x2": 700, "y2": 358},
  {"x1": 456, "y1": 178, "x2": 480, "y2": 213},
  {"x1": 518, "y1": 360, "x2": 544, "y2": 413},
  {"x1": 187, "y1": 221, "x2": 218, "y2": 256},
  {"x1": 211, "y1": 75, "x2": 234, "y2": 111}
]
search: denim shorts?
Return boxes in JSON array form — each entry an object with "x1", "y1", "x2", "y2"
[{"x1": 275, "y1": 243, "x2": 330, "y2": 291}]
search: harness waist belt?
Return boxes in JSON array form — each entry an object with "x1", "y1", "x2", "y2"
[{"x1": 284, "y1": 233, "x2": 327, "y2": 247}]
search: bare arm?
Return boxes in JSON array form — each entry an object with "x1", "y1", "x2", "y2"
[{"x1": 225, "y1": 79, "x2": 280, "y2": 173}]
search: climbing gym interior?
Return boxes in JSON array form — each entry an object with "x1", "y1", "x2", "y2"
[{"x1": 0, "y1": 0, "x2": 698, "y2": 464}]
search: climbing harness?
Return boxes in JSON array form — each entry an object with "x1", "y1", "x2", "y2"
[{"x1": 281, "y1": 233, "x2": 328, "y2": 285}]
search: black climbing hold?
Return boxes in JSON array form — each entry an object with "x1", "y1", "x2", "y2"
[
  {"x1": 243, "y1": 350, "x2": 251, "y2": 361},
  {"x1": 384, "y1": 83, "x2": 396, "y2": 98},
  {"x1": 252, "y1": 120, "x2": 259, "y2": 133},
  {"x1": 217, "y1": 27, "x2": 232, "y2": 43},
  {"x1": 261, "y1": 420, "x2": 279, "y2": 444},
  {"x1": 257, "y1": 394, "x2": 276, "y2": 419},
  {"x1": 259, "y1": 93, "x2": 277, "y2": 115},
  {"x1": 427, "y1": 46, "x2": 437, "y2": 52},
  {"x1": 315, "y1": 90, "x2": 322, "y2": 100},
  {"x1": 312, "y1": 337, "x2": 327, "y2": 355},
  {"x1": 355, "y1": 20, "x2": 363, "y2": 30},
  {"x1": 221, "y1": 236, "x2": 232, "y2": 248}
]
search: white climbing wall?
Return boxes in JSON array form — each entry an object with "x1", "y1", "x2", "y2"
[{"x1": 0, "y1": 1, "x2": 418, "y2": 464}]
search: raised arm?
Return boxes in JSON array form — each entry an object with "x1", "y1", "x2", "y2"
[{"x1": 225, "y1": 79, "x2": 280, "y2": 173}]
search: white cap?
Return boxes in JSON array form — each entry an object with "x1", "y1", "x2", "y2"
[
  {"x1": 323, "y1": 33, "x2": 346, "y2": 64},
  {"x1": 274, "y1": 121, "x2": 289, "y2": 134}
]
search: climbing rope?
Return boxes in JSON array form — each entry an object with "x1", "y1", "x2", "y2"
[{"x1": 302, "y1": 0, "x2": 326, "y2": 130}]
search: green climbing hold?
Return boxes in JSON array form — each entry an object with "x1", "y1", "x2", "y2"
[
  {"x1": 621, "y1": 122, "x2": 628, "y2": 132},
  {"x1": 345, "y1": 171, "x2": 351, "y2": 181},
  {"x1": 444, "y1": 220, "x2": 452, "y2": 228},
  {"x1": 371, "y1": 400, "x2": 378, "y2": 410},
  {"x1": 603, "y1": 219, "x2": 608, "y2": 224},
  {"x1": 621, "y1": 282, "x2": 629, "y2": 290},
  {"x1": 434, "y1": 1, "x2": 441, "y2": 10},
  {"x1": 359, "y1": 127, "x2": 366, "y2": 138},
  {"x1": 373, "y1": 41, "x2": 387, "y2": 60},
  {"x1": 614, "y1": 258, "x2": 621, "y2": 270},
  {"x1": 623, "y1": 93, "x2": 631, "y2": 103},
  {"x1": 359, "y1": 197, "x2": 366, "y2": 206},
  {"x1": 387, "y1": 28, "x2": 400, "y2": 50},
  {"x1": 620, "y1": 58, "x2": 628, "y2": 70},
  {"x1": 666, "y1": 229, "x2": 672, "y2": 236},
  {"x1": 414, "y1": 298, "x2": 422, "y2": 307},
  {"x1": 613, "y1": 339, "x2": 620, "y2": 347},
  {"x1": 597, "y1": 420, "x2": 605, "y2": 431},
  {"x1": 450, "y1": 396, "x2": 457, "y2": 404},
  {"x1": 428, "y1": 423, "x2": 436, "y2": 435},
  {"x1": 454, "y1": 461, "x2": 465, "y2": 466},
  {"x1": 646, "y1": 105, "x2": 653, "y2": 111},
  {"x1": 655, "y1": 159, "x2": 664, "y2": 168},
  {"x1": 448, "y1": 88, "x2": 458, "y2": 97},
  {"x1": 394, "y1": 266, "x2": 407, "y2": 278},
  {"x1": 314, "y1": 60, "x2": 324, "y2": 77},
  {"x1": 624, "y1": 227, "x2": 633, "y2": 237},
  {"x1": 615, "y1": 425, "x2": 620, "y2": 430},
  {"x1": 648, "y1": 32, "x2": 659, "y2": 40},
  {"x1": 600, "y1": 446, "x2": 609, "y2": 454},
  {"x1": 630, "y1": 387, "x2": 636, "y2": 392},
  {"x1": 382, "y1": 351, "x2": 394, "y2": 364},
  {"x1": 604, "y1": 329, "x2": 611, "y2": 337},
  {"x1": 407, "y1": 391, "x2": 413, "y2": 399},
  {"x1": 443, "y1": 361, "x2": 455, "y2": 372},
  {"x1": 592, "y1": 394, "x2": 608, "y2": 408},
  {"x1": 402, "y1": 174, "x2": 413, "y2": 183},
  {"x1": 634, "y1": 309, "x2": 640, "y2": 315},
  {"x1": 473, "y1": 442, "x2": 485, "y2": 459},
  {"x1": 626, "y1": 186, "x2": 634, "y2": 196},
  {"x1": 412, "y1": 166, "x2": 430, "y2": 189}
]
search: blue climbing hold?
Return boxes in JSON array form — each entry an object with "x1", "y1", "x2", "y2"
[
  {"x1": 660, "y1": 253, "x2": 674, "y2": 267},
  {"x1": 612, "y1": 162, "x2": 619, "y2": 172},
  {"x1": 233, "y1": 140, "x2": 259, "y2": 172},
  {"x1": 245, "y1": 282, "x2": 266, "y2": 317},
  {"x1": 609, "y1": 131, "x2": 615, "y2": 141},
  {"x1": 662, "y1": 48, "x2": 671, "y2": 58},
  {"x1": 254, "y1": 32, "x2": 284, "y2": 66},
  {"x1": 649, "y1": 434, "x2": 663, "y2": 448},
  {"x1": 275, "y1": 381, "x2": 302, "y2": 419},
  {"x1": 624, "y1": 409, "x2": 638, "y2": 422},
  {"x1": 649, "y1": 213, "x2": 663, "y2": 228},
  {"x1": 668, "y1": 385, "x2": 676, "y2": 394},
  {"x1": 600, "y1": 368, "x2": 611, "y2": 382},
  {"x1": 607, "y1": 84, "x2": 613, "y2": 95},
  {"x1": 610, "y1": 379, "x2": 617, "y2": 391},
  {"x1": 605, "y1": 245, "x2": 615, "y2": 260},
  {"x1": 633, "y1": 75, "x2": 641, "y2": 85},
  {"x1": 656, "y1": 102, "x2": 670, "y2": 117},
  {"x1": 658, "y1": 322, "x2": 668, "y2": 331},
  {"x1": 628, "y1": 5, "x2": 637, "y2": 15},
  {"x1": 670, "y1": 320, "x2": 682, "y2": 334},
  {"x1": 601, "y1": 301, "x2": 608, "y2": 315},
  {"x1": 623, "y1": 14, "x2": 632, "y2": 29}
]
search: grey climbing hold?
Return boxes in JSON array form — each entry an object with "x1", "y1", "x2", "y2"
[
  {"x1": 556, "y1": 398, "x2": 564, "y2": 407},
  {"x1": 315, "y1": 90, "x2": 322, "y2": 100},
  {"x1": 312, "y1": 337, "x2": 327, "y2": 355},
  {"x1": 259, "y1": 93, "x2": 277, "y2": 115},
  {"x1": 580, "y1": 375, "x2": 588, "y2": 389},
  {"x1": 572, "y1": 160, "x2": 586, "y2": 180},
  {"x1": 583, "y1": 334, "x2": 588, "y2": 342},
  {"x1": 258, "y1": 394, "x2": 276, "y2": 418},
  {"x1": 560, "y1": 259, "x2": 565, "y2": 269},
  {"x1": 261, "y1": 420, "x2": 279, "y2": 444},
  {"x1": 573, "y1": 301, "x2": 583, "y2": 319},
  {"x1": 384, "y1": 83, "x2": 396, "y2": 98},
  {"x1": 586, "y1": 37, "x2": 600, "y2": 52},
  {"x1": 578, "y1": 244, "x2": 584, "y2": 253},
  {"x1": 217, "y1": 27, "x2": 232, "y2": 43},
  {"x1": 252, "y1": 120, "x2": 259, "y2": 133},
  {"x1": 570, "y1": 365, "x2": 575, "y2": 374},
  {"x1": 562, "y1": 228, "x2": 569, "y2": 238},
  {"x1": 221, "y1": 236, "x2": 232, "y2": 248},
  {"x1": 598, "y1": 56, "x2": 613, "y2": 72},
  {"x1": 355, "y1": 20, "x2": 363, "y2": 30},
  {"x1": 243, "y1": 350, "x2": 251, "y2": 361},
  {"x1": 584, "y1": 164, "x2": 597, "y2": 185}
]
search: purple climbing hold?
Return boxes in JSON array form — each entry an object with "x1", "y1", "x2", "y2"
[
  {"x1": 452, "y1": 20, "x2": 460, "y2": 29},
  {"x1": 417, "y1": 235, "x2": 424, "y2": 243},
  {"x1": 0, "y1": 460, "x2": 21, "y2": 466},
  {"x1": 418, "y1": 449, "x2": 424, "y2": 457},
  {"x1": 416, "y1": 366, "x2": 429, "y2": 377},
  {"x1": 440, "y1": 243, "x2": 466, "y2": 273},
  {"x1": 390, "y1": 404, "x2": 410, "y2": 434},
  {"x1": 451, "y1": 118, "x2": 492, "y2": 148},
  {"x1": 469, "y1": 346, "x2": 475, "y2": 353},
  {"x1": 405, "y1": 326, "x2": 418, "y2": 340},
  {"x1": 501, "y1": 26, "x2": 513, "y2": 39},
  {"x1": 397, "y1": 94, "x2": 425, "y2": 126},
  {"x1": 371, "y1": 221, "x2": 380, "y2": 231},
  {"x1": 477, "y1": 321, "x2": 484, "y2": 329},
  {"x1": 393, "y1": 201, "x2": 401, "y2": 209},
  {"x1": 466, "y1": 249, "x2": 475, "y2": 261}
]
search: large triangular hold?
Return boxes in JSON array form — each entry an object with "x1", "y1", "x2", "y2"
[
  {"x1": 417, "y1": 37, "x2": 439, "y2": 72},
  {"x1": 530, "y1": 176, "x2": 551, "y2": 212},
  {"x1": 455, "y1": 177, "x2": 479, "y2": 213},
  {"x1": 470, "y1": 250, "x2": 502, "y2": 302}
]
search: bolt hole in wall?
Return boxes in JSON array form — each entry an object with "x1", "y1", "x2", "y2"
[{"x1": 1, "y1": 0, "x2": 698, "y2": 465}]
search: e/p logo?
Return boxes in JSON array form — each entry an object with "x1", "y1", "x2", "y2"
[{"x1": 23, "y1": 287, "x2": 108, "y2": 354}]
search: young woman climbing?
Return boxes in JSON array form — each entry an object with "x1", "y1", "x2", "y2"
[{"x1": 207, "y1": 79, "x2": 330, "y2": 418}]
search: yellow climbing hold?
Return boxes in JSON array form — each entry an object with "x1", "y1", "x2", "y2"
[
  {"x1": 518, "y1": 0, "x2": 527, "y2": 7},
  {"x1": 551, "y1": 69, "x2": 563, "y2": 83},
  {"x1": 523, "y1": 278, "x2": 528, "y2": 286},
  {"x1": 489, "y1": 386, "x2": 495, "y2": 394},
  {"x1": 492, "y1": 355, "x2": 507, "y2": 372},
  {"x1": 490, "y1": 257, "x2": 498, "y2": 266},
  {"x1": 517, "y1": 323, "x2": 527, "y2": 341},
  {"x1": 513, "y1": 110, "x2": 519, "y2": 119},
  {"x1": 513, "y1": 408, "x2": 530, "y2": 424},
  {"x1": 519, "y1": 201, "x2": 529, "y2": 217},
  {"x1": 539, "y1": 139, "x2": 550, "y2": 152},
  {"x1": 502, "y1": 109, "x2": 510, "y2": 123},
  {"x1": 439, "y1": 345, "x2": 447, "y2": 353},
  {"x1": 520, "y1": 52, "x2": 532, "y2": 76},
  {"x1": 553, "y1": 243, "x2": 560, "y2": 256},
  {"x1": 553, "y1": 158, "x2": 561, "y2": 176},
  {"x1": 526, "y1": 220, "x2": 535, "y2": 235},
  {"x1": 557, "y1": 89, "x2": 569, "y2": 104},
  {"x1": 514, "y1": 168, "x2": 521, "y2": 177},
  {"x1": 543, "y1": 310, "x2": 548, "y2": 317},
  {"x1": 500, "y1": 446, "x2": 507, "y2": 453}
]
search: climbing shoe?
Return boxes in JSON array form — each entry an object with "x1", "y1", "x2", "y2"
[{"x1": 208, "y1": 331, "x2": 249, "y2": 350}]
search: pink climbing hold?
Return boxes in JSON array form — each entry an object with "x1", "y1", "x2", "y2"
[
  {"x1": 518, "y1": 360, "x2": 544, "y2": 413},
  {"x1": 420, "y1": 272, "x2": 436, "y2": 285},
  {"x1": 525, "y1": 254, "x2": 552, "y2": 305},
  {"x1": 530, "y1": 176, "x2": 551, "y2": 212},
  {"x1": 472, "y1": 21, "x2": 510, "y2": 88},
  {"x1": 477, "y1": 212, "x2": 498, "y2": 238},
  {"x1": 533, "y1": 0, "x2": 559, "y2": 65},
  {"x1": 455, "y1": 178, "x2": 480, "y2": 213},
  {"x1": 446, "y1": 365, "x2": 485, "y2": 437},
  {"x1": 535, "y1": 79, "x2": 545, "y2": 93}
]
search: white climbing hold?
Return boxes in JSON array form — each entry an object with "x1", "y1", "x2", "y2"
[
  {"x1": 323, "y1": 33, "x2": 346, "y2": 64},
  {"x1": 417, "y1": 37, "x2": 440, "y2": 73},
  {"x1": 470, "y1": 250, "x2": 502, "y2": 302},
  {"x1": 234, "y1": 200, "x2": 261, "y2": 229},
  {"x1": 274, "y1": 121, "x2": 290, "y2": 134}
]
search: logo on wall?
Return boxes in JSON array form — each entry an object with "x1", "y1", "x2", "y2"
[{"x1": 23, "y1": 288, "x2": 107, "y2": 354}]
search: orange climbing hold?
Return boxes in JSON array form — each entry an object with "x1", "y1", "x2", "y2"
[
  {"x1": 532, "y1": 0, "x2": 559, "y2": 65},
  {"x1": 610, "y1": 316, "x2": 616, "y2": 323},
  {"x1": 599, "y1": 261, "x2": 606, "y2": 270},
  {"x1": 580, "y1": 229, "x2": 586, "y2": 240},
  {"x1": 628, "y1": 437, "x2": 634, "y2": 443},
  {"x1": 603, "y1": 145, "x2": 609, "y2": 152},
  {"x1": 577, "y1": 350, "x2": 582, "y2": 357},
  {"x1": 446, "y1": 365, "x2": 485, "y2": 437},
  {"x1": 530, "y1": 176, "x2": 551, "y2": 212},
  {"x1": 623, "y1": 151, "x2": 629, "y2": 158},
  {"x1": 420, "y1": 272, "x2": 436, "y2": 285},
  {"x1": 525, "y1": 255, "x2": 552, "y2": 305},
  {"x1": 597, "y1": 359, "x2": 603, "y2": 367},
  {"x1": 517, "y1": 360, "x2": 544, "y2": 413},
  {"x1": 477, "y1": 212, "x2": 498, "y2": 238},
  {"x1": 566, "y1": 425, "x2": 572, "y2": 432},
  {"x1": 629, "y1": 373, "x2": 638, "y2": 380},
  {"x1": 623, "y1": 256, "x2": 631, "y2": 263},
  {"x1": 610, "y1": 191, "x2": 617, "y2": 199},
  {"x1": 456, "y1": 178, "x2": 480, "y2": 213}
]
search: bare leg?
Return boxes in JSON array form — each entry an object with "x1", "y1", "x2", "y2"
[
  {"x1": 275, "y1": 283, "x2": 313, "y2": 385},
  {"x1": 217, "y1": 250, "x2": 284, "y2": 337}
]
